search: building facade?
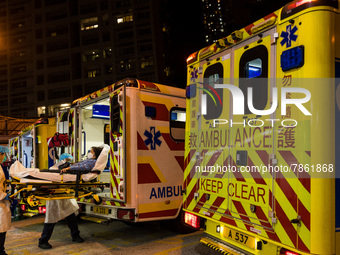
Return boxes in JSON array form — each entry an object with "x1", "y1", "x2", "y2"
[{"x1": 0, "y1": 0, "x2": 173, "y2": 118}]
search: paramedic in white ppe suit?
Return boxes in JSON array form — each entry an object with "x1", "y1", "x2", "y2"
[
  {"x1": 38, "y1": 147, "x2": 103, "y2": 249},
  {"x1": 38, "y1": 153, "x2": 82, "y2": 249},
  {"x1": 0, "y1": 145, "x2": 11, "y2": 255}
]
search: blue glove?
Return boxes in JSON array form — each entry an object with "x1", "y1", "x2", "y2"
[{"x1": 4, "y1": 194, "x2": 10, "y2": 200}]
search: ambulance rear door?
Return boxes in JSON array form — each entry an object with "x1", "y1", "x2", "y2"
[
  {"x1": 110, "y1": 85, "x2": 126, "y2": 202},
  {"x1": 228, "y1": 27, "x2": 277, "y2": 239}
]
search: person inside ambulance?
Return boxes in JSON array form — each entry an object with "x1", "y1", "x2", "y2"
[
  {"x1": 48, "y1": 152, "x2": 73, "y2": 170},
  {"x1": 0, "y1": 146, "x2": 11, "y2": 255},
  {"x1": 60, "y1": 146, "x2": 103, "y2": 173}
]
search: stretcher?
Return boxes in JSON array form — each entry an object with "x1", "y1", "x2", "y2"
[{"x1": 9, "y1": 145, "x2": 110, "y2": 207}]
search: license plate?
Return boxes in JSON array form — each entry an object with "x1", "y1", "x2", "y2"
[
  {"x1": 94, "y1": 206, "x2": 108, "y2": 215},
  {"x1": 223, "y1": 226, "x2": 256, "y2": 249}
]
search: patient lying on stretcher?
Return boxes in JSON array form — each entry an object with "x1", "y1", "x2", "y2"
[{"x1": 9, "y1": 144, "x2": 109, "y2": 183}]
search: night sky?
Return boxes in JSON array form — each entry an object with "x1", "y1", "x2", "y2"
[{"x1": 165, "y1": 0, "x2": 293, "y2": 86}]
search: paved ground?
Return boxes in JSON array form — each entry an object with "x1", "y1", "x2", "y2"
[{"x1": 5, "y1": 215, "x2": 219, "y2": 255}]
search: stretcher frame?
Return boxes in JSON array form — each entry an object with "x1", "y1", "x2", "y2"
[{"x1": 10, "y1": 169, "x2": 109, "y2": 207}]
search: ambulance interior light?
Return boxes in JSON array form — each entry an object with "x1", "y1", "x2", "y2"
[{"x1": 92, "y1": 104, "x2": 110, "y2": 119}]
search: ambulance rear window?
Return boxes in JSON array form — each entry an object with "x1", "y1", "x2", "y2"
[
  {"x1": 202, "y1": 63, "x2": 223, "y2": 120},
  {"x1": 245, "y1": 58, "x2": 262, "y2": 78},
  {"x1": 111, "y1": 94, "x2": 121, "y2": 134},
  {"x1": 239, "y1": 45, "x2": 268, "y2": 115},
  {"x1": 170, "y1": 107, "x2": 185, "y2": 142}
]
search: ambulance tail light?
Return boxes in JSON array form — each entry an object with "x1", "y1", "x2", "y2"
[
  {"x1": 20, "y1": 204, "x2": 26, "y2": 211},
  {"x1": 280, "y1": 248, "x2": 300, "y2": 255},
  {"x1": 280, "y1": 45, "x2": 304, "y2": 72},
  {"x1": 282, "y1": 0, "x2": 338, "y2": 19},
  {"x1": 117, "y1": 209, "x2": 135, "y2": 221},
  {"x1": 184, "y1": 212, "x2": 200, "y2": 229},
  {"x1": 38, "y1": 206, "x2": 46, "y2": 214}
]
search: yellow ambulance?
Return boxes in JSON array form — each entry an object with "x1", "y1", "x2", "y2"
[
  {"x1": 15, "y1": 117, "x2": 55, "y2": 216},
  {"x1": 183, "y1": 0, "x2": 340, "y2": 254},
  {"x1": 18, "y1": 117, "x2": 56, "y2": 169}
]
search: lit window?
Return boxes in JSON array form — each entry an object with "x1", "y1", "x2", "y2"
[
  {"x1": 117, "y1": 15, "x2": 133, "y2": 24},
  {"x1": 81, "y1": 17, "x2": 99, "y2": 31},
  {"x1": 140, "y1": 57, "x2": 153, "y2": 69},
  {"x1": 83, "y1": 50, "x2": 100, "y2": 61},
  {"x1": 37, "y1": 106, "x2": 46, "y2": 116},
  {"x1": 103, "y1": 48, "x2": 112, "y2": 58}
]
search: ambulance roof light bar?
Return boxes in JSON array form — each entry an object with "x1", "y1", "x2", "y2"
[
  {"x1": 287, "y1": 0, "x2": 315, "y2": 9},
  {"x1": 281, "y1": 0, "x2": 338, "y2": 20},
  {"x1": 187, "y1": 51, "x2": 198, "y2": 65}
]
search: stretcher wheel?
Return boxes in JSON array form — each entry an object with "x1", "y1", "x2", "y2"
[{"x1": 93, "y1": 195, "x2": 102, "y2": 205}]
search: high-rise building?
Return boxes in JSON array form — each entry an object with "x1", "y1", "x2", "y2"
[
  {"x1": 201, "y1": 0, "x2": 229, "y2": 44},
  {"x1": 201, "y1": 0, "x2": 293, "y2": 44},
  {"x1": 0, "y1": 0, "x2": 186, "y2": 118}
]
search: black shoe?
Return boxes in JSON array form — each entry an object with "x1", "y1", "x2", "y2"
[
  {"x1": 72, "y1": 236, "x2": 84, "y2": 243},
  {"x1": 38, "y1": 242, "x2": 52, "y2": 249}
]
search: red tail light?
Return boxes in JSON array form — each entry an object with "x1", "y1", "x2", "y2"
[
  {"x1": 117, "y1": 209, "x2": 135, "y2": 221},
  {"x1": 20, "y1": 204, "x2": 26, "y2": 211},
  {"x1": 39, "y1": 206, "x2": 46, "y2": 214},
  {"x1": 184, "y1": 212, "x2": 200, "y2": 229},
  {"x1": 280, "y1": 248, "x2": 299, "y2": 255}
]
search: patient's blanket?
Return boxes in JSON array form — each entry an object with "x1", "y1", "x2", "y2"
[
  {"x1": 10, "y1": 144, "x2": 110, "y2": 183},
  {"x1": 10, "y1": 161, "x2": 79, "y2": 182}
]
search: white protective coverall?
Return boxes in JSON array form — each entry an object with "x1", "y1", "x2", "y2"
[
  {"x1": 45, "y1": 155, "x2": 78, "y2": 224},
  {"x1": 45, "y1": 199, "x2": 79, "y2": 223},
  {"x1": 0, "y1": 165, "x2": 11, "y2": 232}
]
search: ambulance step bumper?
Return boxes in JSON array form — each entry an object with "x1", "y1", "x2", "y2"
[
  {"x1": 80, "y1": 215, "x2": 112, "y2": 225},
  {"x1": 200, "y1": 237, "x2": 251, "y2": 255}
]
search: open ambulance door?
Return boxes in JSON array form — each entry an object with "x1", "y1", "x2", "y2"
[
  {"x1": 20, "y1": 130, "x2": 33, "y2": 168},
  {"x1": 110, "y1": 85, "x2": 126, "y2": 202},
  {"x1": 57, "y1": 109, "x2": 77, "y2": 161}
]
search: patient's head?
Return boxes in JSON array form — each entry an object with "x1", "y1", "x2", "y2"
[{"x1": 90, "y1": 146, "x2": 103, "y2": 159}]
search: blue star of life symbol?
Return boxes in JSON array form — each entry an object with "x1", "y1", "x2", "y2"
[
  {"x1": 144, "y1": 127, "x2": 162, "y2": 150},
  {"x1": 190, "y1": 67, "x2": 198, "y2": 83},
  {"x1": 280, "y1": 25, "x2": 298, "y2": 48}
]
